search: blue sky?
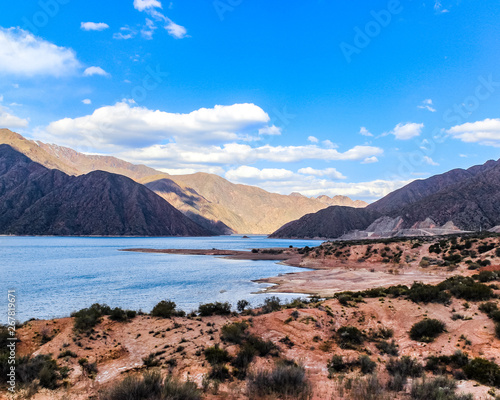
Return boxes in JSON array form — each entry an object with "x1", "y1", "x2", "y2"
[{"x1": 0, "y1": 0, "x2": 500, "y2": 201}]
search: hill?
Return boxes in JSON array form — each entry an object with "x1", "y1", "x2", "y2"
[{"x1": 0, "y1": 145, "x2": 213, "y2": 236}]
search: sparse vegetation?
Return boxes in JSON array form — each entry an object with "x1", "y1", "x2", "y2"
[{"x1": 198, "y1": 301, "x2": 232, "y2": 316}]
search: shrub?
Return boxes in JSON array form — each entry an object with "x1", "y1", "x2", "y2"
[
  {"x1": 247, "y1": 361, "x2": 312, "y2": 400},
  {"x1": 341, "y1": 374, "x2": 388, "y2": 400},
  {"x1": 359, "y1": 355, "x2": 377, "y2": 374},
  {"x1": 336, "y1": 326, "x2": 365, "y2": 349},
  {"x1": 407, "y1": 282, "x2": 451, "y2": 304},
  {"x1": 376, "y1": 339, "x2": 399, "y2": 356},
  {"x1": 220, "y1": 321, "x2": 248, "y2": 344},
  {"x1": 198, "y1": 302, "x2": 231, "y2": 316},
  {"x1": 438, "y1": 276, "x2": 493, "y2": 301},
  {"x1": 231, "y1": 342, "x2": 257, "y2": 379},
  {"x1": 237, "y1": 299, "x2": 250, "y2": 313},
  {"x1": 496, "y1": 322, "x2": 500, "y2": 339},
  {"x1": 142, "y1": 353, "x2": 160, "y2": 368},
  {"x1": 204, "y1": 345, "x2": 231, "y2": 366},
  {"x1": 71, "y1": 303, "x2": 111, "y2": 332},
  {"x1": 262, "y1": 296, "x2": 282, "y2": 313},
  {"x1": 101, "y1": 371, "x2": 201, "y2": 400},
  {"x1": 5, "y1": 355, "x2": 61, "y2": 388},
  {"x1": 386, "y1": 356, "x2": 423, "y2": 379},
  {"x1": 475, "y1": 271, "x2": 500, "y2": 283},
  {"x1": 58, "y1": 350, "x2": 77, "y2": 359},
  {"x1": 462, "y1": 357, "x2": 500, "y2": 387},
  {"x1": 479, "y1": 302, "x2": 498, "y2": 315},
  {"x1": 409, "y1": 319, "x2": 446, "y2": 342},
  {"x1": 410, "y1": 376, "x2": 473, "y2": 400},
  {"x1": 151, "y1": 300, "x2": 185, "y2": 318},
  {"x1": 109, "y1": 307, "x2": 136, "y2": 322},
  {"x1": 246, "y1": 335, "x2": 276, "y2": 357}
]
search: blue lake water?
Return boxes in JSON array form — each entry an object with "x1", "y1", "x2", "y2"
[{"x1": 0, "y1": 235, "x2": 323, "y2": 323}]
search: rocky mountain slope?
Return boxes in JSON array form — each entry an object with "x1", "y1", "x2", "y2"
[
  {"x1": 271, "y1": 158, "x2": 500, "y2": 239},
  {"x1": 0, "y1": 129, "x2": 366, "y2": 234},
  {"x1": 0, "y1": 145, "x2": 213, "y2": 236}
]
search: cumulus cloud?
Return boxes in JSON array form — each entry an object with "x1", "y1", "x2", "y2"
[
  {"x1": 359, "y1": 126, "x2": 373, "y2": 137},
  {"x1": 258, "y1": 125, "x2": 281, "y2": 136},
  {"x1": 133, "y1": 0, "x2": 162, "y2": 11},
  {"x1": 307, "y1": 136, "x2": 319, "y2": 143},
  {"x1": 417, "y1": 99, "x2": 436, "y2": 112},
  {"x1": 0, "y1": 27, "x2": 80, "y2": 77},
  {"x1": 362, "y1": 156, "x2": 379, "y2": 164},
  {"x1": 83, "y1": 66, "x2": 110, "y2": 77},
  {"x1": 446, "y1": 118, "x2": 500, "y2": 147},
  {"x1": 296, "y1": 167, "x2": 346, "y2": 179},
  {"x1": 81, "y1": 22, "x2": 109, "y2": 31},
  {"x1": 82, "y1": 99, "x2": 92, "y2": 105},
  {"x1": 0, "y1": 105, "x2": 29, "y2": 128},
  {"x1": 225, "y1": 165, "x2": 411, "y2": 200},
  {"x1": 389, "y1": 122, "x2": 424, "y2": 140},
  {"x1": 116, "y1": 143, "x2": 383, "y2": 169},
  {"x1": 43, "y1": 102, "x2": 272, "y2": 149}
]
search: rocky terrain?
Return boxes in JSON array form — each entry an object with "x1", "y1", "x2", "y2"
[
  {"x1": 271, "y1": 158, "x2": 500, "y2": 239},
  {"x1": 2, "y1": 233, "x2": 500, "y2": 400},
  {"x1": 0, "y1": 129, "x2": 367, "y2": 234},
  {"x1": 0, "y1": 145, "x2": 213, "y2": 236}
]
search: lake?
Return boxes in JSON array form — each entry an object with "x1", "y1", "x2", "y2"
[{"x1": 0, "y1": 235, "x2": 322, "y2": 323}]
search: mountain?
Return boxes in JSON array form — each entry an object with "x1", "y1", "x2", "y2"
[
  {"x1": 269, "y1": 206, "x2": 380, "y2": 239},
  {"x1": 0, "y1": 145, "x2": 213, "y2": 236},
  {"x1": 271, "y1": 158, "x2": 500, "y2": 239},
  {"x1": 315, "y1": 195, "x2": 368, "y2": 208},
  {"x1": 0, "y1": 129, "x2": 367, "y2": 234}
]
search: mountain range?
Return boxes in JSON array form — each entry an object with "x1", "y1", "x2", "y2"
[
  {"x1": 271, "y1": 158, "x2": 500, "y2": 239},
  {"x1": 0, "y1": 129, "x2": 366, "y2": 234},
  {"x1": 0, "y1": 144, "x2": 213, "y2": 236}
]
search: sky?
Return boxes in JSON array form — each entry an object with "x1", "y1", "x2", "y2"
[{"x1": 0, "y1": 0, "x2": 500, "y2": 202}]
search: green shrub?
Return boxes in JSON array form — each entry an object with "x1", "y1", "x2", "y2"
[
  {"x1": 475, "y1": 271, "x2": 500, "y2": 282},
  {"x1": 151, "y1": 300, "x2": 185, "y2": 318},
  {"x1": 438, "y1": 276, "x2": 493, "y2": 301},
  {"x1": 204, "y1": 345, "x2": 231, "y2": 366},
  {"x1": 479, "y1": 302, "x2": 498, "y2": 314},
  {"x1": 142, "y1": 353, "x2": 160, "y2": 368},
  {"x1": 231, "y1": 342, "x2": 257, "y2": 379},
  {"x1": 220, "y1": 321, "x2": 248, "y2": 344},
  {"x1": 327, "y1": 355, "x2": 349, "y2": 374},
  {"x1": 359, "y1": 355, "x2": 377, "y2": 374},
  {"x1": 386, "y1": 356, "x2": 423, "y2": 379},
  {"x1": 463, "y1": 357, "x2": 500, "y2": 387},
  {"x1": 109, "y1": 307, "x2": 136, "y2": 322},
  {"x1": 247, "y1": 361, "x2": 312, "y2": 400},
  {"x1": 101, "y1": 371, "x2": 201, "y2": 400},
  {"x1": 198, "y1": 302, "x2": 231, "y2": 316},
  {"x1": 246, "y1": 335, "x2": 276, "y2": 357},
  {"x1": 71, "y1": 303, "x2": 111, "y2": 332},
  {"x1": 496, "y1": 322, "x2": 500, "y2": 340},
  {"x1": 336, "y1": 326, "x2": 365, "y2": 349},
  {"x1": 376, "y1": 339, "x2": 399, "y2": 356},
  {"x1": 407, "y1": 282, "x2": 451, "y2": 304},
  {"x1": 58, "y1": 350, "x2": 77, "y2": 359},
  {"x1": 262, "y1": 296, "x2": 282, "y2": 313},
  {"x1": 409, "y1": 319, "x2": 446, "y2": 342},
  {"x1": 410, "y1": 376, "x2": 473, "y2": 400},
  {"x1": 237, "y1": 299, "x2": 250, "y2": 313}
]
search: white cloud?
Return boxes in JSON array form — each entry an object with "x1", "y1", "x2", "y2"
[
  {"x1": 258, "y1": 125, "x2": 281, "y2": 136},
  {"x1": 322, "y1": 140, "x2": 337, "y2": 148},
  {"x1": 389, "y1": 122, "x2": 424, "y2": 140},
  {"x1": 83, "y1": 66, "x2": 110, "y2": 77},
  {"x1": 43, "y1": 102, "x2": 272, "y2": 149},
  {"x1": 360, "y1": 126, "x2": 373, "y2": 137},
  {"x1": 362, "y1": 156, "x2": 378, "y2": 164},
  {"x1": 0, "y1": 105, "x2": 29, "y2": 128},
  {"x1": 297, "y1": 167, "x2": 346, "y2": 179},
  {"x1": 447, "y1": 118, "x2": 500, "y2": 147},
  {"x1": 81, "y1": 22, "x2": 109, "y2": 31},
  {"x1": 417, "y1": 98, "x2": 436, "y2": 112},
  {"x1": 116, "y1": 143, "x2": 383, "y2": 169},
  {"x1": 0, "y1": 27, "x2": 80, "y2": 77},
  {"x1": 82, "y1": 99, "x2": 92, "y2": 105},
  {"x1": 308, "y1": 136, "x2": 319, "y2": 143},
  {"x1": 133, "y1": 0, "x2": 162, "y2": 11},
  {"x1": 133, "y1": 0, "x2": 188, "y2": 39},
  {"x1": 423, "y1": 156, "x2": 439, "y2": 166},
  {"x1": 113, "y1": 26, "x2": 136, "y2": 40},
  {"x1": 0, "y1": 95, "x2": 3, "y2": 102},
  {"x1": 225, "y1": 165, "x2": 411, "y2": 200}
]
